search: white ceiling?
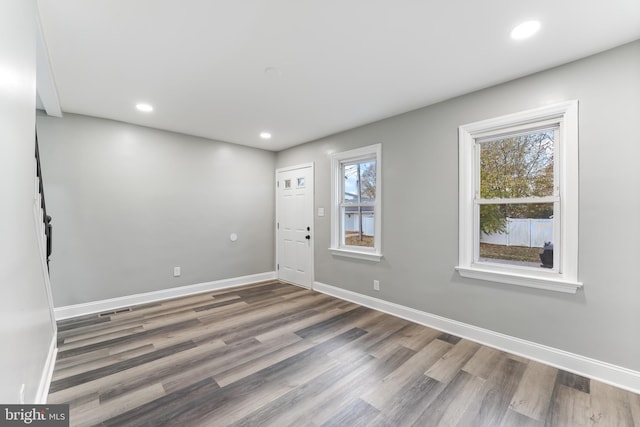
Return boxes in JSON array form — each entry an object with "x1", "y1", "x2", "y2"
[{"x1": 36, "y1": 0, "x2": 640, "y2": 151}]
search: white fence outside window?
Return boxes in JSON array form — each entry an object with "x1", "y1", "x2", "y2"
[
  {"x1": 344, "y1": 212, "x2": 375, "y2": 236},
  {"x1": 480, "y1": 218, "x2": 552, "y2": 248}
]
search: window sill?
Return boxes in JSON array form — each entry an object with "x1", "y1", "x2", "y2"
[
  {"x1": 455, "y1": 265, "x2": 582, "y2": 294},
  {"x1": 329, "y1": 248, "x2": 382, "y2": 262}
]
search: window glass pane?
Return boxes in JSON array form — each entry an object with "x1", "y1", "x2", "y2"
[
  {"x1": 479, "y1": 203, "x2": 554, "y2": 268},
  {"x1": 343, "y1": 160, "x2": 376, "y2": 203},
  {"x1": 342, "y1": 206, "x2": 375, "y2": 247},
  {"x1": 359, "y1": 160, "x2": 376, "y2": 201},
  {"x1": 479, "y1": 130, "x2": 554, "y2": 199}
]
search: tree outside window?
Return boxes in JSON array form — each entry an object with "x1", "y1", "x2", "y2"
[{"x1": 478, "y1": 128, "x2": 557, "y2": 267}]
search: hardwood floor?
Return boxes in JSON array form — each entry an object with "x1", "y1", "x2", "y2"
[{"x1": 49, "y1": 280, "x2": 640, "y2": 426}]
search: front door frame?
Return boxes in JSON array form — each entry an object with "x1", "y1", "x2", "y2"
[{"x1": 275, "y1": 162, "x2": 315, "y2": 289}]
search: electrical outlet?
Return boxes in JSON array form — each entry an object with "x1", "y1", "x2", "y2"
[
  {"x1": 173, "y1": 267, "x2": 181, "y2": 277},
  {"x1": 373, "y1": 280, "x2": 380, "y2": 291}
]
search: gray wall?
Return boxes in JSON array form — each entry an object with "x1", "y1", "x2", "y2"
[
  {"x1": 0, "y1": 0, "x2": 56, "y2": 403},
  {"x1": 37, "y1": 113, "x2": 276, "y2": 307},
  {"x1": 276, "y1": 40, "x2": 640, "y2": 372}
]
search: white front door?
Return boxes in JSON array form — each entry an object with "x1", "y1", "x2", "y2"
[{"x1": 276, "y1": 164, "x2": 314, "y2": 288}]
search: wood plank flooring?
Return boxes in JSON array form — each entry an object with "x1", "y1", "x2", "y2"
[{"x1": 49, "y1": 280, "x2": 640, "y2": 426}]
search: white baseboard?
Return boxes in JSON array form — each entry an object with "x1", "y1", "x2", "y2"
[
  {"x1": 36, "y1": 334, "x2": 57, "y2": 404},
  {"x1": 54, "y1": 272, "x2": 277, "y2": 320},
  {"x1": 313, "y1": 281, "x2": 640, "y2": 395}
]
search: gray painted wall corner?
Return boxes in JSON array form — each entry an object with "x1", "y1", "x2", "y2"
[
  {"x1": 36, "y1": 113, "x2": 277, "y2": 307},
  {"x1": 276, "y1": 40, "x2": 640, "y2": 372}
]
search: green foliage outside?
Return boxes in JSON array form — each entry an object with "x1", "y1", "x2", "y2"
[{"x1": 479, "y1": 131, "x2": 554, "y2": 234}]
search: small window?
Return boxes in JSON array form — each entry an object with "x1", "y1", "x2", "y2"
[
  {"x1": 456, "y1": 101, "x2": 581, "y2": 293},
  {"x1": 330, "y1": 144, "x2": 382, "y2": 261}
]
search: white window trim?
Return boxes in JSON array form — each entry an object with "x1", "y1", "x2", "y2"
[
  {"x1": 330, "y1": 143, "x2": 382, "y2": 262},
  {"x1": 456, "y1": 101, "x2": 582, "y2": 293}
]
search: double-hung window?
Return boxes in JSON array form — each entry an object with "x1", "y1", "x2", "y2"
[
  {"x1": 456, "y1": 101, "x2": 581, "y2": 293},
  {"x1": 330, "y1": 144, "x2": 382, "y2": 262}
]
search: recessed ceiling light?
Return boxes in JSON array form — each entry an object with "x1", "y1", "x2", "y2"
[
  {"x1": 136, "y1": 103, "x2": 153, "y2": 112},
  {"x1": 260, "y1": 132, "x2": 272, "y2": 140},
  {"x1": 510, "y1": 20, "x2": 541, "y2": 40}
]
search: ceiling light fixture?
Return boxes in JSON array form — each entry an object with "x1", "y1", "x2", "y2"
[
  {"x1": 260, "y1": 132, "x2": 272, "y2": 140},
  {"x1": 136, "y1": 103, "x2": 153, "y2": 112},
  {"x1": 510, "y1": 20, "x2": 541, "y2": 40}
]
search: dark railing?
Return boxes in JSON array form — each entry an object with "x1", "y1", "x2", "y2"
[{"x1": 35, "y1": 135, "x2": 52, "y2": 270}]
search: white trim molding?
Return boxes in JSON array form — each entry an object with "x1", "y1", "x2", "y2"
[
  {"x1": 328, "y1": 247, "x2": 383, "y2": 262},
  {"x1": 36, "y1": 335, "x2": 57, "y2": 403},
  {"x1": 313, "y1": 281, "x2": 640, "y2": 395},
  {"x1": 54, "y1": 271, "x2": 276, "y2": 320},
  {"x1": 455, "y1": 266, "x2": 582, "y2": 293}
]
